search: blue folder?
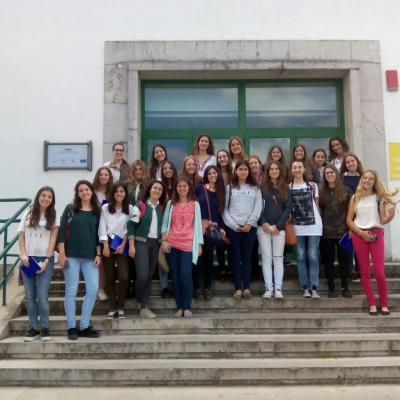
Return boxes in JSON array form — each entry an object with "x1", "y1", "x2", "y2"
[
  {"x1": 339, "y1": 233, "x2": 353, "y2": 254},
  {"x1": 21, "y1": 257, "x2": 42, "y2": 278},
  {"x1": 110, "y1": 235, "x2": 129, "y2": 256}
]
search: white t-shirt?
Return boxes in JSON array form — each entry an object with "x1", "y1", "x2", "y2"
[
  {"x1": 18, "y1": 209, "x2": 60, "y2": 257},
  {"x1": 98, "y1": 204, "x2": 133, "y2": 241},
  {"x1": 289, "y1": 182, "x2": 322, "y2": 236},
  {"x1": 195, "y1": 155, "x2": 217, "y2": 178}
]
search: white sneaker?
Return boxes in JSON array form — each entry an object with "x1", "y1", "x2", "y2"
[
  {"x1": 183, "y1": 309, "x2": 193, "y2": 318},
  {"x1": 98, "y1": 288, "x2": 108, "y2": 301},
  {"x1": 117, "y1": 309, "x2": 127, "y2": 319},
  {"x1": 275, "y1": 289, "x2": 284, "y2": 299},
  {"x1": 303, "y1": 289, "x2": 312, "y2": 298},
  {"x1": 262, "y1": 290, "x2": 273, "y2": 299},
  {"x1": 311, "y1": 290, "x2": 320, "y2": 299},
  {"x1": 140, "y1": 308, "x2": 156, "y2": 319},
  {"x1": 106, "y1": 310, "x2": 116, "y2": 319}
]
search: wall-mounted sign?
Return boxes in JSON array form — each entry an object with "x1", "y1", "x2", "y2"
[
  {"x1": 43, "y1": 141, "x2": 92, "y2": 171},
  {"x1": 389, "y1": 143, "x2": 400, "y2": 181}
]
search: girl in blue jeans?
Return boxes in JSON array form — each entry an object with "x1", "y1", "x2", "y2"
[
  {"x1": 58, "y1": 180, "x2": 102, "y2": 340},
  {"x1": 18, "y1": 186, "x2": 59, "y2": 342},
  {"x1": 222, "y1": 160, "x2": 262, "y2": 300},
  {"x1": 289, "y1": 160, "x2": 322, "y2": 298}
]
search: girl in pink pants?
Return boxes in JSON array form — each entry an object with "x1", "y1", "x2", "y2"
[{"x1": 347, "y1": 170, "x2": 397, "y2": 315}]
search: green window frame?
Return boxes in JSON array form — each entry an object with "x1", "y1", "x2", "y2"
[{"x1": 141, "y1": 79, "x2": 344, "y2": 165}]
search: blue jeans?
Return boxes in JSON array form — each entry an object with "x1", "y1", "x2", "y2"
[
  {"x1": 226, "y1": 227, "x2": 257, "y2": 290},
  {"x1": 167, "y1": 247, "x2": 193, "y2": 310},
  {"x1": 159, "y1": 266, "x2": 169, "y2": 290},
  {"x1": 22, "y1": 256, "x2": 54, "y2": 329},
  {"x1": 295, "y1": 236, "x2": 320, "y2": 290},
  {"x1": 63, "y1": 257, "x2": 99, "y2": 330}
]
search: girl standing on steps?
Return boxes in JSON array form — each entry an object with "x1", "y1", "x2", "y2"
[
  {"x1": 181, "y1": 155, "x2": 202, "y2": 188},
  {"x1": 229, "y1": 136, "x2": 247, "y2": 168},
  {"x1": 192, "y1": 133, "x2": 217, "y2": 178},
  {"x1": 161, "y1": 177, "x2": 203, "y2": 318},
  {"x1": 18, "y1": 186, "x2": 59, "y2": 342},
  {"x1": 223, "y1": 160, "x2": 262, "y2": 300},
  {"x1": 289, "y1": 160, "x2": 322, "y2": 299},
  {"x1": 92, "y1": 166, "x2": 113, "y2": 301},
  {"x1": 149, "y1": 144, "x2": 168, "y2": 181},
  {"x1": 99, "y1": 184, "x2": 132, "y2": 320},
  {"x1": 128, "y1": 180, "x2": 166, "y2": 318},
  {"x1": 346, "y1": 170, "x2": 397, "y2": 316},
  {"x1": 58, "y1": 180, "x2": 102, "y2": 340}
]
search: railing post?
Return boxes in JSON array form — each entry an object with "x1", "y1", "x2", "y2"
[{"x1": 2, "y1": 229, "x2": 7, "y2": 306}]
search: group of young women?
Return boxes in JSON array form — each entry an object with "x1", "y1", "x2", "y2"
[{"x1": 18, "y1": 134, "x2": 398, "y2": 342}]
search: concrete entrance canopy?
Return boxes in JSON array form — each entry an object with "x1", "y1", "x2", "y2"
[{"x1": 104, "y1": 40, "x2": 386, "y2": 178}]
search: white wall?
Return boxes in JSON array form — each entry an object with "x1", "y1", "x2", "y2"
[{"x1": 1, "y1": 0, "x2": 399, "y2": 257}]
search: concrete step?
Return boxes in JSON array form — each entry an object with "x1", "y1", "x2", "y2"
[
  {"x1": 19, "y1": 294, "x2": 400, "y2": 316},
  {"x1": 1, "y1": 357, "x2": 400, "y2": 385},
  {"x1": 2, "y1": 333, "x2": 400, "y2": 359},
  {"x1": 9, "y1": 313, "x2": 400, "y2": 335},
  {"x1": 50, "y1": 263, "x2": 400, "y2": 281},
  {"x1": 47, "y1": 278, "x2": 400, "y2": 297}
]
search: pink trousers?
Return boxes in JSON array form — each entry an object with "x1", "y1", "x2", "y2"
[{"x1": 352, "y1": 228, "x2": 388, "y2": 308}]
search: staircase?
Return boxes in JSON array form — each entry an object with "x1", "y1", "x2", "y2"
[{"x1": 1, "y1": 263, "x2": 400, "y2": 385}]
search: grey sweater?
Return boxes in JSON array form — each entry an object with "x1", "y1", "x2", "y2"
[{"x1": 222, "y1": 184, "x2": 263, "y2": 230}]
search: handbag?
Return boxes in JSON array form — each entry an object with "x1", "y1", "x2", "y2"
[
  {"x1": 271, "y1": 192, "x2": 297, "y2": 246},
  {"x1": 203, "y1": 185, "x2": 224, "y2": 248}
]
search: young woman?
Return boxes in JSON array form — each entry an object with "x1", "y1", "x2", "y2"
[
  {"x1": 266, "y1": 145, "x2": 288, "y2": 183},
  {"x1": 128, "y1": 180, "x2": 166, "y2": 318},
  {"x1": 161, "y1": 177, "x2": 203, "y2": 317},
  {"x1": 92, "y1": 167, "x2": 113, "y2": 301},
  {"x1": 328, "y1": 136, "x2": 349, "y2": 171},
  {"x1": 99, "y1": 184, "x2": 131, "y2": 319},
  {"x1": 223, "y1": 160, "x2": 262, "y2": 300},
  {"x1": 291, "y1": 144, "x2": 318, "y2": 182},
  {"x1": 161, "y1": 160, "x2": 178, "y2": 201},
  {"x1": 229, "y1": 136, "x2": 247, "y2": 167},
  {"x1": 340, "y1": 152, "x2": 365, "y2": 194},
  {"x1": 319, "y1": 164, "x2": 353, "y2": 298},
  {"x1": 289, "y1": 160, "x2": 322, "y2": 298},
  {"x1": 347, "y1": 170, "x2": 397, "y2": 315},
  {"x1": 249, "y1": 154, "x2": 264, "y2": 186},
  {"x1": 149, "y1": 144, "x2": 168, "y2": 180},
  {"x1": 58, "y1": 180, "x2": 102, "y2": 340},
  {"x1": 312, "y1": 148, "x2": 327, "y2": 184},
  {"x1": 216, "y1": 149, "x2": 233, "y2": 186},
  {"x1": 257, "y1": 162, "x2": 291, "y2": 299},
  {"x1": 181, "y1": 155, "x2": 202, "y2": 187},
  {"x1": 126, "y1": 159, "x2": 149, "y2": 205},
  {"x1": 92, "y1": 167, "x2": 113, "y2": 206},
  {"x1": 193, "y1": 165, "x2": 226, "y2": 300},
  {"x1": 18, "y1": 187, "x2": 59, "y2": 342},
  {"x1": 192, "y1": 133, "x2": 217, "y2": 177}
]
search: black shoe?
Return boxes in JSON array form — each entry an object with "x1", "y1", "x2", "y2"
[
  {"x1": 24, "y1": 328, "x2": 39, "y2": 342},
  {"x1": 328, "y1": 290, "x2": 337, "y2": 298},
  {"x1": 67, "y1": 328, "x2": 78, "y2": 340},
  {"x1": 78, "y1": 326, "x2": 100, "y2": 338},
  {"x1": 342, "y1": 289, "x2": 353, "y2": 298},
  {"x1": 161, "y1": 288, "x2": 169, "y2": 299},
  {"x1": 40, "y1": 328, "x2": 52, "y2": 342}
]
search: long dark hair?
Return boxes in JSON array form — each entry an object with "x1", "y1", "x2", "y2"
[
  {"x1": 340, "y1": 152, "x2": 364, "y2": 176},
  {"x1": 202, "y1": 165, "x2": 226, "y2": 214},
  {"x1": 319, "y1": 163, "x2": 348, "y2": 205},
  {"x1": 28, "y1": 186, "x2": 56, "y2": 230},
  {"x1": 143, "y1": 180, "x2": 167, "y2": 208},
  {"x1": 170, "y1": 176, "x2": 196, "y2": 205},
  {"x1": 149, "y1": 144, "x2": 168, "y2": 179},
  {"x1": 264, "y1": 161, "x2": 288, "y2": 199},
  {"x1": 231, "y1": 159, "x2": 257, "y2": 188},
  {"x1": 160, "y1": 160, "x2": 178, "y2": 199},
  {"x1": 216, "y1": 149, "x2": 233, "y2": 183},
  {"x1": 92, "y1": 167, "x2": 113, "y2": 199},
  {"x1": 328, "y1": 136, "x2": 349, "y2": 161},
  {"x1": 192, "y1": 133, "x2": 215, "y2": 156},
  {"x1": 72, "y1": 180, "x2": 101, "y2": 215},
  {"x1": 108, "y1": 184, "x2": 130, "y2": 215}
]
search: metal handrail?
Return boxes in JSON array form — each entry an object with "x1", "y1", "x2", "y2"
[{"x1": 0, "y1": 198, "x2": 31, "y2": 305}]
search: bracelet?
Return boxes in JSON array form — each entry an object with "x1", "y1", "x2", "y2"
[{"x1": 96, "y1": 254, "x2": 102, "y2": 257}]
